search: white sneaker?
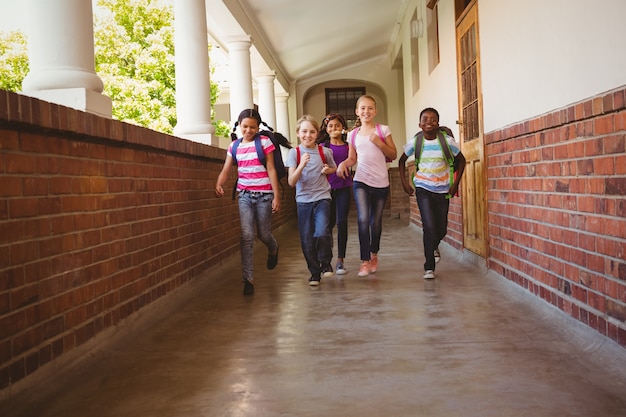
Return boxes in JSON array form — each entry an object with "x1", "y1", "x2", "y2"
[
  {"x1": 423, "y1": 270, "x2": 435, "y2": 279},
  {"x1": 434, "y1": 249, "x2": 441, "y2": 264},
  {"x1": 336, "y1": 261, "x2": 347, "y2": 275}
]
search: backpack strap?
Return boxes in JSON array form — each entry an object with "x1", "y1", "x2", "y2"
[
  {"x1": 318, "y1": 145, "x2": 326, "y2": 164},
  {"x1": 414, "y1": 130, "x2": 453, "y2": 167},
  {"x1": 232, "y1": 136, "x2": 266, "y2": 166},
  {"x1": 230, "y1": 139, "x2": 242, "y2": 200},
  {"x1": 351, "y1": 125, "x2": 391, "y2": 162},
  {"x1": 436, "y1": 131, "x2": 454, "y2": 168},
  {"x1": 413, "y1": 130, "x2": 455, "y2": 190},
  {"x1": 375, "y1": 124, "x2": 384, "y2": 141},
  {"x1": 231, "y1": 138, "x2": 242, "y2": 165},
  {"x1": 254, "y1": 133, "x2": 266, "y2": 167},
  {"x1": 296, "y1": 145, "x2": 327, "y2": 165}
]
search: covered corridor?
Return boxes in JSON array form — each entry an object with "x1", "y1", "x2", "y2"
[{"x1": 1, "y1": 216, "x2": 625, "y2": 417}]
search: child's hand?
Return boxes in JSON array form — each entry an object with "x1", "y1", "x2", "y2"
[
  {"x1": 321, "y1": 164, "x2": 330, "y2": 175},
  {"x1": 402, "y1": 184, "x2": 414, "y2": 196},
  {"x1": 215, "y1": 185, "x2": 224, "y2": 197},
  {"x1": 299, "y1": 152, "x2": 310, "y2": 167},
  {"x1": 272, "y1": 196, "x2": 280, "y2": 212},
  {"x1": 336, "y1": 162, "x2": 349, "y2": 178},
  {"x1": 369, "y1": 131, "x2": 383, "y2": 147}
]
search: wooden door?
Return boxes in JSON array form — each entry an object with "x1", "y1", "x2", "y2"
[{"x1": 456, "y1": 1, "x2": 487, "y2": 258}]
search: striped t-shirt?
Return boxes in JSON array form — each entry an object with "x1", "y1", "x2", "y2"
[
  {"x1": 228, "y1": 136, "x2": 276, "y2": 193},
  {"x1": 403, "y1": 134, "x2": 460, "y2": 194}
]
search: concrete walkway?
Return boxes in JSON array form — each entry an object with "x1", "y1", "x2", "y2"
[{"x1": 2, "y1": 216, "x2": 626, "y2": 417}]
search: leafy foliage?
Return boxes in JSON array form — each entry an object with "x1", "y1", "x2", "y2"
[
  {"x1": 0, "y1": 30, "x2": 28, "y2": 92},
  {"x1": 94, "y1": 0, "x2": 179, "y2": 133},
  {"x1": 0, "y1": 0, "x2": 230, "y2": 137}
]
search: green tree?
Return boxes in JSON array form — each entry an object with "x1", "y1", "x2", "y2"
[
  {"x1": 0, "y1": 0, "x2": 230, "y2": 137},
  {"x1": 95, "y1": 0, "x2": 230, "y2": 136},
  {"x1": 0, "y1": 30, "x2": 28, "y2": 92}
]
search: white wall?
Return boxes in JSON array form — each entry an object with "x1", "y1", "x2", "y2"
[
  {"x1": 400, "y1": 0, "x2": 460, "y2": 145},
  {"x1": 479, "y1": 0, "x2": 626, "y2": 132}
]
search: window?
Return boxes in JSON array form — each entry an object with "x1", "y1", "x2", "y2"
[
  {"x1": 325, "y1": 87, "x2": 365, "y2": 129},
  {"x1": 427, "y1": 4, "x2": 440, "y2": 73}
]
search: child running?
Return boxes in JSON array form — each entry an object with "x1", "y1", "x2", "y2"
[
  {"x1": 286, "y1": 115, "x2": 337, "y2": 286},
  {"x1": 336, "y1": 95, "x2": 397, "y2": 277},
  {"x1": 214, "y1": 109, "x2": 280, "y2": 295},
  {"x1": 398, "y1": 107, "x2": 466, "y2": 279},
  {"x1": 317, "y1": 113, "x2": 352, "y2": 275}
]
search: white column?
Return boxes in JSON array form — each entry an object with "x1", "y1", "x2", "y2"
[
  {"x1": 275, "y1": 93, "x2": 291, "y2": 142},
  {"x1": 226, "y1": 36, "x2": 254, "y2": 123},
  {"x1": 256, "y1": 72, "x2": 276, "y2": 129},
  {"x1": 276, "y1": 93, "x2": 293, "y2": 139},
  {"x1": 172, "y1": 0, "x2": 214, "y2": 145},
  {"x1": 22, "y1": 0, "x2": 112, "y2": 117}
]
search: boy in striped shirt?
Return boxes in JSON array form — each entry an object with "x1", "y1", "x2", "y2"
[{"x1": 398, "y1": 108, "x2": 466, "y2": 279}]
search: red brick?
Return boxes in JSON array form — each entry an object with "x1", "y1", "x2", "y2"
[
  {"x1": 22, "y1": 177, "x2": 49, "y2": 196},
  {"x1": 6, "y1": 154, "x2": 35, "y2": 174},
  {"x1": 602, "y1": 134, "x2": 625, "y2": 154},
  {"x1": 615, "y1": 111, "x2": 626, "y2": 130},
  {"x1": 0, "y1": 177, "x2": 22, "y2": 197},
  {"x1": 8, "y1": 198, "x2": 39, "y2": 218},
  {"x1": 594, "y1": 114, "x2": 614, "y2": 135},
  {"x1": 10, "y1": 241, "x2": 40, "y2": 266},
  {"x1": 617, "y1": 155, "x2": 626, "y2": 175},
  {"x1": 19, "y1": 133, "x2": 48, "y2": 154}
]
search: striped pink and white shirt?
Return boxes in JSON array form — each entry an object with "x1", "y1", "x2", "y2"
[{"x1": 228, "y1": 136, "x2": 276, "y2": 193}]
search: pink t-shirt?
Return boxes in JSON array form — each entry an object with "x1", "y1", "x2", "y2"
[
  {"x1": 228, "y1": 136, "x2": 276, "y2": 192},
  {"x1": 351, "y1": 124, "x2": 391, "y2": 188}
]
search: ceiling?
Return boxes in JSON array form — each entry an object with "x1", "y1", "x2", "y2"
[{"x1": 206, "y1": 0, "x2": 409, "y2": 92}]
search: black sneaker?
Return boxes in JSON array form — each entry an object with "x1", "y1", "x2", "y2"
[
  {"x1": 267, "y1": 246, "x2": 279, "y2": 270},
  {"x1": 243, "y1": 280, "x2": 254, "y2": 295},
  {"x1": 308, "y1": 275, "x2": 321, "y2": 286},
  {"x1": 321, "y1": 262, "x2": 334, "y2": 278}
]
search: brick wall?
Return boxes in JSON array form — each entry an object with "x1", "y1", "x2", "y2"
[
  {"x1": 486, "y1": 87, "x2": 626, "y2": 347},
  {"x1": 0, "y1": 90, "x2": 297, "y2": 391},
  {"x1": 404, "y1": 87, "x2": 626, "y2": 347}
]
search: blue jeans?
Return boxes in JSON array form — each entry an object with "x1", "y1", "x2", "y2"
[
  {"x1": 238, "y1": 191, "x2": 278, "y2": 283},
  {"x1": 297, "y1": 199, "x2": 332, "y2": 277},
  {"x1": 330, "y1": 187, "x2": 351, "y2": 259},
  {"x1": 353, "y1": 181, "x2": 389, "y2": 261},
  {"x1": 415, "y1": 187, "x2": 449, "y2": 271}
]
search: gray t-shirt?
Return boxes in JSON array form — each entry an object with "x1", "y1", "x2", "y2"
[{"x1": 286, "y1": 145, "x2": 336, "y2": 203}]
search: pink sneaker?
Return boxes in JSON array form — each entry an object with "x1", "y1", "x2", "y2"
[
  {"x1": 358, "y1": 261, "x2": 371, "y2": 277},
  {"x1": 370, "y1": 256, "x2": 378, "y2": 273}
]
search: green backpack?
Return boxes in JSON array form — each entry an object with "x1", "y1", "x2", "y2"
[{"x1": 413, "y1": 130, "x2": 457, "y2": 192}]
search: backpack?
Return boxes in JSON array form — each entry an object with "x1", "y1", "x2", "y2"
[
  {"x1": 295, "y1": 144, "x2": 327, "y2": 165},
  {"x1": 230, "y1": 130, "x2": 291, "y2": 199},
  {"x1": 413, "y1": 130, "x2": 460, "y2": 196},
  {"x1": 349, "y1": 123, "x2": 393, "y2": 162}
]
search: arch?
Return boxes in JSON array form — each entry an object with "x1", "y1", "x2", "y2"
[{"x1": 301, "y1": 79, "x2": 390, "y2": 126}]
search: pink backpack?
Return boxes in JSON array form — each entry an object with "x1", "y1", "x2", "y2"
[{"x1": 349, "y1": 123, "x2": 393, "y2": 162}]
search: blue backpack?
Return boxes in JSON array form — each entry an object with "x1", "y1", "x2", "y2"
[{"x1": 230, "y1": 130, "x2": 291, "y2": 199}]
